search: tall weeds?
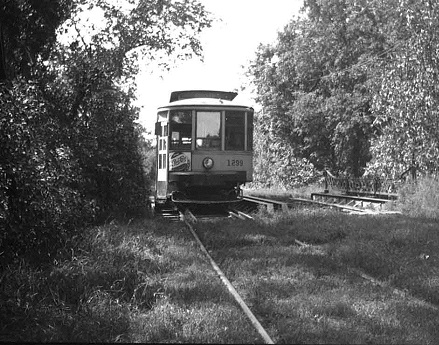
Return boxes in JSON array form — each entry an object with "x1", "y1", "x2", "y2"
[
  {"x1": 0, "y1": 218, "x2": 259, "y2": 343},
  {"x1": 397, "y1": 175, "x2": 439, "y2": 220},
  {"x1": 0, "y1": 220, "x2": 164, "y2": 342}
]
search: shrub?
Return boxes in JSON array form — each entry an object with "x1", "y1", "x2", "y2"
[
  {"x1": 397, "y1": 175, "x2": 439, "y2": 220},
  {"x1": 0, "y1": 81, "x2": 95, "y2": 265}
]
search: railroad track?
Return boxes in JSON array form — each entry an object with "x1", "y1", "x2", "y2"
[
  {"x1": 152, "y1": 203, "x2": 181, "y2": 221},
  {"x1": 153, "y1": 192, "x2": 398, "y2": 222},
  {"x1": 173, "y1": 194, "x2": 415, "y2": 344},
  {"x1": 180, "y1": 213, "x2": 275, "y2": 344},
  {"x1": 152, "y1": 193, "x2": 417, "y2": 343},
  {"x1": 153, "y1": 202, "x2": 254, "y2": 222},
  {"x1": 241, "y1": 194, "x2": 397, "y2": 215}
]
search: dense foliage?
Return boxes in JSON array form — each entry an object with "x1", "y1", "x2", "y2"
[
  {"x1": 369, "y1": 0, "x2": 439, "y2": 177},
  {"x1": 249, "y1": 0, "x2": 439, "y2": 185},
  {"x1": 251, "y1": 110, "x2": 320, "y2": 189},
  {"x1": 0, "y1": 0, "x2": 212, "y2": 264}
]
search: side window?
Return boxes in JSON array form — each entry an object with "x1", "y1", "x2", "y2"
[
  {"x1": 247, "y1": 111, "x2": 254, "y2": 151},
  {"x1": 170, "y1": 110, "x2": 192, "y2": 150},
  {"x1": 196, "y1": 111, "x2": 221, "y2": 150},
  {"x1": 225, "y1": 111, "x2": 245, "y2": 151}
]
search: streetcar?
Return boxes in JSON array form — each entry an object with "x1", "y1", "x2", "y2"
[{"x1": 152, "y1": 90, "x2": 254, "y2": 209}]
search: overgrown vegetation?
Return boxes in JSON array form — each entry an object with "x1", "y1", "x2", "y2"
[
  {"x1": 249, "y1": 0, "x2": 439, "y2": 188},
  {"x1": 396, "y1": 175, "x2": 439, "y2": 220},
  {"x1": 195, "y1": 206, "x2": 439, "y2": 343},
  {"x1": 3, "y1": 178, "x2": 439, "y2": 342},
  {"x1": 0, "y1": 219, "x2": 261, "y2": 343},
  {"x1": 4, "y1": 0, "x2": 439, "y2": 341},
  {"x1": 0, "y1": 0, "x2": 212, "y2": 265}
]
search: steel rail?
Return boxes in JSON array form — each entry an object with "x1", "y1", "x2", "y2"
[
  {"x1": 181, "y1": 215, "x2": 275, "y2": 344},
  {"x1": 290, "y1": 197, "x2": 371, "y2": 213}
]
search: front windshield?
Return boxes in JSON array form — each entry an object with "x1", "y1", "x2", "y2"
[{"x1": 196, "y1": 111, "x2": 221, "y2": 150}]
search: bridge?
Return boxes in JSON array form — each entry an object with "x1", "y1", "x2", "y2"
[{"x1": 320, "y1": 170, "x2": 399, "y2": 199}]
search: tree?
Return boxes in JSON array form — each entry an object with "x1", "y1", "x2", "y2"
[
  {"x1": 368, "y1": 0, "x2": 439, "y2": 178},
  {"x1": 249, "y1": 0, "x2": 439, "y2": 182},
  {"x1": 0, "y1": 80, "x2": 90, "y2": 263},
  {"x1": 42, "y1": 0, "x2": 212, "y2": 219},
  {"x1": 252, "y1": 109, "x2": 319, "y2": 189},
  {"x1": 0, "y1": 0, "x2": 82, "y2": 263},
  {"x1": 1, "y1": 0, "x2": 213, "y2": 264},
  {"x1": 249, "y1": 1, "x2": 388, "y2": 178},
  {"x1": 0, "y1": 0, "x2": 74, "y2": 80}
]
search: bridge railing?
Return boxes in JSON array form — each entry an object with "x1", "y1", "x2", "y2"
[{"x1": 323, "y1": 170, "x2": 399, "y2": 199}]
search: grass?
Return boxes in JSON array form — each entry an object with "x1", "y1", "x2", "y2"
[
  {"x1": 397, "y1": 175, "x2": 439, "y2": 219},
  {"x1": 3, "y1": 176, "x2": 439, "y2": 343},
  {"x1": 194, "y1": 206, "x2": 439, "y2": 344},
  {"x1": 0, "y1": 219, "x2": 261, "y2": 343}
]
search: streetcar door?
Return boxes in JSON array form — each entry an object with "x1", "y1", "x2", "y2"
[{"x1": 156, "y1": 121, "x2": 169, "y2": 200}]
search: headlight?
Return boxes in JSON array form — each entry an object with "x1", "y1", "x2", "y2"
[{"x1": 202, "y1": 157, "x2": 214, "y2": 170}]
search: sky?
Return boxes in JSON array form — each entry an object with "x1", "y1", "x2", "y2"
[{"x1": 136, "y1": 0, "x2": 304, "y2": 133}]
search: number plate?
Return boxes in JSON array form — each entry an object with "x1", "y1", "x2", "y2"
[{"x1": 226, "y1": 159, "x2": 244, "y2": 167}]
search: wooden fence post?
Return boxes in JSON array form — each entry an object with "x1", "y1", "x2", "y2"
[{"x1": 323, "y1": 170, "x2": 329, "y2": 193}]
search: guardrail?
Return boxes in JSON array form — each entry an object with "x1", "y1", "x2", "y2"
[{"x1": 323, "y1": 170, "x2": 399, "y2": 199}]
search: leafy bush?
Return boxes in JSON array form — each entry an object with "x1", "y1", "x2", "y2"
[
  {"x1": 1, "y1": 0, "x2": 212, "y2": 266},
  {"x1": 0, "y1": 81, "x2": 95, "y2": 265},
  {"x1": 397, "y1": 175, "x2": 439, "y2": 220},
  {"x1": 251, "y1": 112, "x2": 321, "y2": 189}
]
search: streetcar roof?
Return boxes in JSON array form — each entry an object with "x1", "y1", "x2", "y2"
[
  {"x1": 169, "y1": 90, "x2": 238, "y2": 102},
  {"x1": 158, "y1": 97, "x2": 253, "y2": 110},
  {"x1": 157, "y1": 90, "x2": 254, "y2": 112}
]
